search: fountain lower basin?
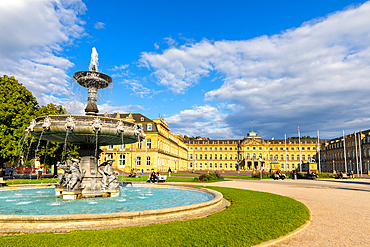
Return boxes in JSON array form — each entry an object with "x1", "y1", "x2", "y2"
[{"x1": 0, "y1": 185, "x2": 226, "y2": 233}]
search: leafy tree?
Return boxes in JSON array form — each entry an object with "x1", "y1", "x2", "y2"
[
  {"x1": 0, "y1": 75, "x2": 39, "y2": 167},
  {"x1": 0, "y1": 76, "x2": 79, "y2": 169}
]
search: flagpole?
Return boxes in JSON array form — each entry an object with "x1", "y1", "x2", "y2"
[
  {"x1": 299, "y1": 126, "x2": 302, "y2": 172},
  {"x1": 358, "y1": 130, "x2": 363, "y2": 177},
  {"x1": 318, "y1": 130, "x2": 321, "y2": 173},
  {"x1": 285, "y1": 134, "x2": 287, "y2": 172},
  {"x1": 354, "y1": 131, "x2": 359, "y2": 177},
  {"x1": 343, "y1": 130, "x2": 347, "y2": 173}
]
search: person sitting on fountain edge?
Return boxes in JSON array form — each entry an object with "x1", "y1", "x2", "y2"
[{"x1": 150, "y1": 171, "x2": 156, "y2": 183}]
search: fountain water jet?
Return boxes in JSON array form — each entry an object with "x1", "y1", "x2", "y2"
[{"x1": 27, "y1": 48, "x2": 145, "y2": 199}]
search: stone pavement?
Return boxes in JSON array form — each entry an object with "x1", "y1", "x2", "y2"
[{"x1": 176, "y1": 179, "x2": 370, "y2": 247}]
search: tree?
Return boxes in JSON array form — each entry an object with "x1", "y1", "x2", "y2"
[
  {"x1": 0, "y1": 75, "x2": 39, "y2": 166},
  {"x1": 0, "y1": 76, "x2": 79, "y2": 169}
]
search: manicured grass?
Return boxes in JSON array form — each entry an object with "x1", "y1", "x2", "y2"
[
  {"x1": 0, "y1": 186, "x2": 310, "y2": 247},
  {"x1": 119, "y1": 175, "x2": 227, "y2": 183},
  {"x1": 4, "y1": 177, "x2": 59, "y2": 185}
]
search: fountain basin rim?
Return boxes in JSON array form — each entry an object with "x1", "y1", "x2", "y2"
[
  {"x1": 28, "y1": 114, "x2": 145, "y2": 145},
  {"x1": 0, "y1": 184, "x2": 223, "y2": 221}
]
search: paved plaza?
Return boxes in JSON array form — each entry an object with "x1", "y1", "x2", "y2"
[{"x1": 190, "y1": 179, "x2": 370, "y2": 246}]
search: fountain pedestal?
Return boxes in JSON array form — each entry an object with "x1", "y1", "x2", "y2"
[{"x1": 62, "y1": 190, "x2": 82, "y2": 200}]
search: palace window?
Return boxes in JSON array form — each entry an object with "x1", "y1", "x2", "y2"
[
  {"x1": 259, "y1": 154, "x2": 262, "y2": 158},
  {"x1": 205, "y1": 147, "x2": 207, "y2": 150},
  {"x1": 215, "y1": 147, "x2": 217, "y2": 150},
  {"x1": 210, "y1": 147, "x2": 212, "y2": 150},
  {"x1": 280, "y1": 147, "x2": 283, "y2": 150},
  {"x1": 120, "y1": 144, "x2": 125, "y2": 150},
  {"x1": 138, "y1": 124, "x2": 142, "y2": 129},
  {"x1": 235, "y1": 147, "x2": 237, "y2": 150},
  {"x1": 230, "y1": 147, "x2": 232, "y2": 150},
  {"x1": 281, "y1": 155, "x2": 284, "y2": 160},
  {"x1": 307, "y1": 147, "x2": 310, "y2": 150},
  {"x1": 190, "y1": 154, "x2": 193, "y2": 159},
  {"x1": 199, "y1": 163, "x2": 202, "y2": 168},
  {"x1": 297, "y1": 147, "x2": 299, "y2": 150},
  {"x1": 205, "y1": 154, "x2": 207, "y2": 160},
  {"x1": 235, "y1": 154, "x2": 237, "y2": 159},
  {"x1": 270, "y1": 155, "x2": 272, "y2": 160},
  {"x1": 209, "y1": 163, "x2": 212, "y2": 168},
  {"x1": 219, "y1": 154, "x2": 222, "y2": 159},
  {"x1": 247, "y1": 154, "x2": 250, "y2": 159},
  {"x1": 215, "y1": 163, "x2": 217, "y2": 168},
  {"x1": 247, "y1": 147, "x2": 250, "y2": 150},
  {"x1": 291, "y1": 147, "x2": 294, "y2": 150},
  {"x1": 108, "y1": 145, "x2": 113, "y2": 150},
  {"x1": 146, "y1": 157, "x2": 150, "y2": 166},
  {"x1": 210, "y1": 154, "x2": 212, "y2": 159},
  {"x1": 195, "y1": 154, "x2": 197, "y2": 160},
  {"x1": 200, "y1": 147, "x2": 202, "y2": 150},
  {"x1": 286, "y1": 154, "x2": 289, "y2": 160},
  {"x1": 195, "y1": 147, "x2": 197, "y2": 150},
  {"x1": 147, "y1": 124, "x2": 152, "y2": 130},
  {"x1": 308, "y1": 155, "x2": 311, "y2": 160},
  {"x1": 291, "y1": 155, "x2": 294, "y2": 160},
  {"x1": 224, "y1": 154, "x2": 227, "y2": 159},
  {"x1": 230, "y1": 163, "x2": 233, "y2": 168},
  {"x1": 297, "y1": 155, "x2": 300, "y2": 160},
  {"x1": 275, "y1": 147, "x2": 278, "y2": 151},
  {"x1": 147, "y1": 139, "x2": 152, "y2": 149},
  {"x1": 302, "y1": 155, "x2": 305, "y2": 160},
  {"x1": 136, "y1": 157, "x2": 141, "y2": 166},
  {"x1": 229, "y1": 154, "x2": 232, "y2": 159},
  {"x1": 253, "y1": 154, "x2": 256, "y2": 159},
  {"x1": 199, "y1": 154, "x2": 202, "y2": 160},
  {"x1": 119, "y1": 154, "x2": 125, "y2": 167},
  {"x1": 313, "y1": 147, "x2": 315, "y2": 150},
  {"x1": 281, "y1": 164, "x2": 284, "y2": 169},
  {"x1": 190, "y1": 163, "x2": 193, "y2": 168},
  {"x1": 302, "y1": 147, "x2": 305, "y2": 151},
  {"x1": 253, "y1": 147, "x2": 256, "y2": 150},
  {"x1": 137, "y1": 142, "x2": 141, "y2": 149},
  {"x1": 259, "y1": 147, "x2": 262, "y2": 150},
  {"x1": 292, "y1": 164, "x2": 295, "y2": 169}
]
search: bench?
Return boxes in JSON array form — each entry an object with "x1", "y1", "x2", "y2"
[{"x1": 338, "y1": 173, "x2": 355, "y2": 179}]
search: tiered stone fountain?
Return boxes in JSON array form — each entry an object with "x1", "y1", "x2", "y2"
[{"x1": 27, "y1": 48, "x2": 145, "y2": 199}]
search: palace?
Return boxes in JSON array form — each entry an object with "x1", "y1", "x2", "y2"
[
  {"x1": 100, "y1": 112, "x2": 325, "y2": 173},
  {"x1": 185, "y1": 131, "x2": 322, "y2": 172},
  {"x1": 99, "y1": 112, "x2": 188, "y2": 173},
  {"x1": 98, "y1": 112, "x2": 370, "y2": 174}
]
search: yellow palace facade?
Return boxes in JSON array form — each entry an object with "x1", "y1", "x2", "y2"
[
  {"x1": 98, "y1": 112, "x2": 323, "y2": 173},
  {"x1": 99, "y1": 112, "x2": 188, "y2": 173},
  {"x1": 185, "y1": 131, "x2": 322, "y2": 172}
]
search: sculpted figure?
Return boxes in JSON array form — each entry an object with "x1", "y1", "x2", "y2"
[
  {"x1": 56, "y1": 161, "x2": 72, "y2": 187},
  {"x1": 98, "y1": 159, "x2": 119, "y2": 189},
  {"x1": 66, "y1": 158, "x2": 85, "y2": 191}
]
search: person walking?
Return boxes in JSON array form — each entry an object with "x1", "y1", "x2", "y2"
[{"x1": 168, "y1": 167, "x2": 172, "y2": 177}]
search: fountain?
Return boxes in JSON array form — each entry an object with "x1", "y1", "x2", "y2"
[{"x1": 27, "y1": 48, "x2": 145, "y2": 199}]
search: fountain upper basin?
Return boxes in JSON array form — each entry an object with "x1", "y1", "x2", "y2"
[{"x1": 28, "y1": 115, "x2": 145, "y2": 145}]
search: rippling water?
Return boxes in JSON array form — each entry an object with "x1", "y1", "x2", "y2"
[{"x1": 0, "y1": 186, "x2": 213, "y2": 215}]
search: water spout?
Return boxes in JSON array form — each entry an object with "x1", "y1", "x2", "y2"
[{"x1": 89, "y1": 47, "x2": 99, "y2": 72}]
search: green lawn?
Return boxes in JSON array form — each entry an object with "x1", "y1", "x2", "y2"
[{"x1": 0, "y1": 186, "x2": 310, "y2": 247}]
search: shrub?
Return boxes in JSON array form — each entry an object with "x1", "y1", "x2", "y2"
[{"x1": 194, "y1": 172, "x2": 224, "y2": 182}]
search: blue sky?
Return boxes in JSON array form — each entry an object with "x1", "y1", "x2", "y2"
[{"x1": 1, "y1": 0, "x2": 370, "y2": 140}]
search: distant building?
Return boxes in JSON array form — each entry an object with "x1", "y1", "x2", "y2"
[{"x1": 320, "y1": 130, "x2": 370, "y2": 174}]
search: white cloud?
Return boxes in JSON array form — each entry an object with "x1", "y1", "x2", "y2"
[
  {"x1": 98, "y1": 103, "x2": 144, "y2": 114},
  {"x1": 167, "y1": 105, "x2": 236, "y2": 139},
  {"x1": 120, "y1": 79, "x2": 159, "y2": 98},
  {"x1": 140, "y1": 2, "x2": 370, "y2": 138},
  {"x1": 110, "y1": 64, "x2": 129, "y2": 71},
  {"x1": 93, "y1": 21, "x2": 105, "y2": 29},
  {"x1": 154, "y1": 43, "x2": 160, "y2": 50},
  {"x1": 163, "y1": 36, "x2": 178, "y2": 47},
  {"x1": 0, "y1": 0, "x2": 86, "y2": 106}
]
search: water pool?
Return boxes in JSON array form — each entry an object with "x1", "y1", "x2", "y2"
[{"x1": 0, "y1": 186, "x2": 214, "y2": 215}]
